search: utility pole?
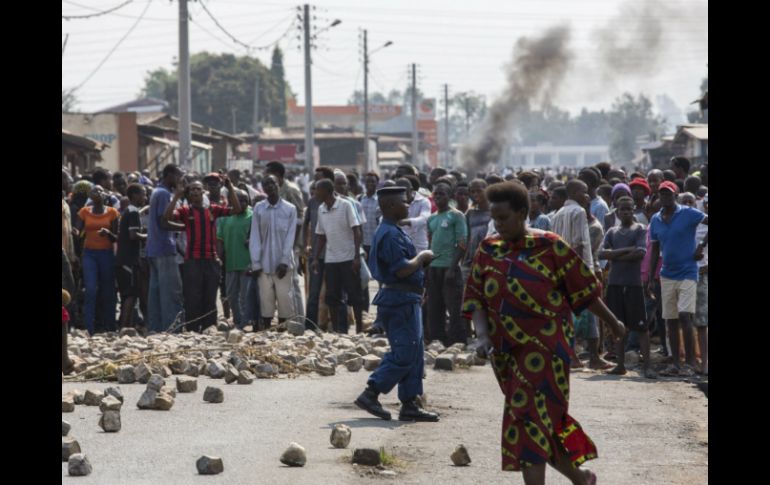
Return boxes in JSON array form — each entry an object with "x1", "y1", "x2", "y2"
[
  {"x1": 252, "y1": 71, "x2": 259, "y2": 133},
  {"x1": 303, "y1": 4, "x2": 314, "y2": 173},
  {"x1": 363, "y1": 30, "x2": 369, "y2": 173},
  {"x1": 411, "y1": 63, "x2": 418, "y2": 168},
  {"x1": 178, "y1": 0, "x2": 192, "y2": 170},
  {"x1": 444, "y1": 84, "x2": 450, "y2": 168}
]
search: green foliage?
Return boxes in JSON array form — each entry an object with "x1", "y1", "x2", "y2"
[
  {"x1": 139, "y1": 48, "x2": 291, "y2": 133},
  {"x1": 608, "y1": 92, "x2": 663, "y2": 163}
]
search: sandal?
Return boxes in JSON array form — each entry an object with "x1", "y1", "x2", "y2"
[{"x1": 606, "y1": 365, "x2": 627, "y2": 375}]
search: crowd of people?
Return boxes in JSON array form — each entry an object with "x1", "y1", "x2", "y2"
[{"x1": 61, "y1": 157, "x2": 708, "y2": 380}]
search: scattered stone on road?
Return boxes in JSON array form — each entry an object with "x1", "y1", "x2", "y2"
[
  {"x1": 450, "y1": 444, "x2": 471, "y2": 466},
  {"x1": 136, "y1": 389, "x2": 158, "y2": 409},
  {"x1": 287, "y1": 321, "x2": 306, "y2": 336},
  {"x1": 99, "y1": 395, "x2": 122, "y2": 412},
  {"x1": 154, "y1": 392, "x2": 175, "y2": 410},
  {"x1": 434, "y1": 353, "x2": 455, "y2": 371},
  {"x1": 227, "y1": 329, "x2": 243, "y2": 344},
  {"x1": 117, "y1": 365, "x2": 136, "y2": 384},
  {"x1": 176, "y1": 376, "x2": 198, "y2": 393},
  {"x1": 103, "y1": 386, "x2": 125, "y2": 403},
  {"x1": 62, "y1": 420, "x2": 71, "y2": 436},
  {"x1": 62, "y1": 395, "x2": 75, "y2": 413},
  {"x1": 315, "y1": 361, "x2": 336, "y2": 376},
  {"x1": 363, "y1": 355, "x2": 382, "y2": 371},
  {"x1": 280, "y1": 442, "x2": 307, "y2": 467},
  {"x1": 330, "y1": 424, "x2": 352, "y2": 448},
  {"x1": 67, "y1": 453, "x2": 93, "y2": 476},
  {"x1": 134, "y1": 362, "x2": 151, "y2": 383},
  {"x1": 345, "y1": 357, "x2": 363, "y2": 372},
  {"x1": 147, "y1": 374, "x2": 165, "y2": 391},
  {"x1": 203, "y1": 386, "x2": 224, "y2": 403},
  {"x1": 352, "y1": 448, "x2": 381, "y2": 466},
  {"x1": 237, "y1": 370, "x2": 255, "y2": 384},
  {"x1": 224, "y1": 363, "x2": 240, "y2": 384},
  {"x1": 62, "y1": 437, "x2": 81, "y2": 461},
  {"x1": 196, "y1": 455, "x2": 224, "y2": 475},
  {"x1": 83, "y1": 389, "x2": 104, "y2": 406},
  {"x1": 98, "y1": 410, "x2": 121, "y2": 432},
  {"x1": 207, "y1": 361, "x2": 226, "y2": 379}
]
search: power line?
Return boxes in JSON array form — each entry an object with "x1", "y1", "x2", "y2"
[
  {"x1": 198, "y1": 0, "x2": 252, "y2": 50},
  {"x1": 62, "y1": 0, "x2": 135, "y2": 20},
  {"x1": 198, "y1": 0, "x2": 298, "y2": 52},
  {"x1": 68, "y1": 0, "x2": 153, "y2": 92}
]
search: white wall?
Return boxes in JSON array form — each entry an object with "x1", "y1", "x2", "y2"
[{"x1": 62, "y1": 113, "x2": 120, "y2": 172}]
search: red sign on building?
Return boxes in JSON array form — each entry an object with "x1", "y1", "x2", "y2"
[{"x1": 256, "y1": 144, "x2": 297, "y2": 162}]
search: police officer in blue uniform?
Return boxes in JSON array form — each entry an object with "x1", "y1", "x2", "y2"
[{"x1": 354, "y1": 186, "x2": 440, "y2": 422}]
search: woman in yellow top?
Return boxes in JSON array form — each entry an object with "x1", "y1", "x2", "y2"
[{"x1": 76, "y1": 185, "x2": 120, "y2": 334}]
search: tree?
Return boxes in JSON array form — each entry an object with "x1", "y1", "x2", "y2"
[
  {"x1": 608, "y1": 93, "x2": 663, "y2": 163},
  {"x1": 139, "y1": 52, "x2": 291, "y2": 133},
  {"x1": 347, "y1": 90, "x2": 388, "y2": 105},
  {"x1": 655, "y1": 94, "x2": 685, "y2": 133},
  {"x1": 269, "y1": 47, "x2": 287, "y2": 128},
  {"x1": 62, "y1": 89, "x2": 78, "y2": 112},
  {"x1": 139, "y1": 67, "x2": 174, "y2": 100}
]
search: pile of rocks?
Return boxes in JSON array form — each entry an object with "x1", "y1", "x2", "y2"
[{"x1": 64, "y1": 326, "x2": 488, "y2": 385}]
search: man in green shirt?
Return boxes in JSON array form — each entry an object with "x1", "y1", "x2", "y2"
[
  {"x1": 426, "y1": 182, "x2": 468, "y2": 345},
  {"x1": 217, "y1": 190, "x2": 256, "y2": 329}
]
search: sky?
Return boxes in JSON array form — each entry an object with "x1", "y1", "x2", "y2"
[{"x1": 62, "y1": 0, "x2": 708, "y2": 126}]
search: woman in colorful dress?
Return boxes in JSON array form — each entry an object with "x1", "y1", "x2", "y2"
[{"x1": 463, "y1": 181, "x2": 626, "y2": 485}]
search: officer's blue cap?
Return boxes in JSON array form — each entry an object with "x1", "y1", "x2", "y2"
[{"x1": 376, "y1": 186, "x2": 407, "y2": 197}]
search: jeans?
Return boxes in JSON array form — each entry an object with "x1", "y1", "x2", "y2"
[
  {"x1": 226, "y1": 271, "x2": 258, "y2": 328},
  {"x1": 148, "y1": 255, "x2": 183, "y2": 333},
  {"x1": 82, "y1": 249, "x2": 116, "y2": 334},
  {"x1": 182, "y1": 259, "x2": 221, "y2": 333},
  {"x1": 305, "y1": 259, "x2": 325, "y2": 329}
]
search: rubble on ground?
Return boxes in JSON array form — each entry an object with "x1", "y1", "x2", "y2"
[{"x1": 62, "y1": 323, "x2": 489, "y2": 385}]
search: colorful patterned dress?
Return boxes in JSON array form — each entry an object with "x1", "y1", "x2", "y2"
[{"x1": 462, "y1": 230, "x2": 603, "y2": 471}]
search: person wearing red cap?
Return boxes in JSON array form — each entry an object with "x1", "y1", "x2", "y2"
[
  {"x1": 647, "y1": 180, "x2": 708, "y2": 377},
  {"x1": 629, "y1": 178, "x2": 651, "y2": 225}
]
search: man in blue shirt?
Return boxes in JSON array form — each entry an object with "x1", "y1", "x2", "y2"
[
  {"x1": 647, "y1": 181, "x2": 708, "y2": 376},
  {"x1": 354, "y1": 186, "x2": 439, "y2": 422},
  {"x1": 146, "y1": 164, "x2": 185, "y2": 333}
]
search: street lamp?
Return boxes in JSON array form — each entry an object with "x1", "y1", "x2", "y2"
[{"x1": 363, "y1": 32, "x2": 393, "y2": 173}]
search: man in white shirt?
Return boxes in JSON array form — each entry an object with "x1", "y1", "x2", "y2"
[
  {"x1": 249, "y1": 175, "x2": 298, "y2": 330},
  {"x1": 311, "y1": 179, "x2": 363, "y2": 335},
  {"x1": 552, "y1": 179, "x2": 611, "y2": 370},
  {"x1": 394, "y1": 177, "x2": 431, "y2": 251}
]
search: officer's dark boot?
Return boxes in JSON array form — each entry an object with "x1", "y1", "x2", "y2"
[
  {"x1": 398, "y1": 399, "x2": 440, "y2": 422},
  {"x1": 354, "y1": 384, "x2": 391, "y2": 420}
]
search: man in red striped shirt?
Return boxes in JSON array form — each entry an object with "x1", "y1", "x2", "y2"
[{"x1": 163, "y1": 175, "x2": 242, "y2": 332}]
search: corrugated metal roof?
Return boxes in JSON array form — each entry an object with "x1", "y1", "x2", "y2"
[
  {"x1": 141, "y1": 134, "x2": 212, "y2": 151},
  {"x1": 62, "y1": 129, "x2": 108, "y2": 151},
  {"x1": 682, "y1": 126, "x2": 708, "y2": 140},
  {"x1": 257, "y1": 131, "x2": 374, "y2": 141}
]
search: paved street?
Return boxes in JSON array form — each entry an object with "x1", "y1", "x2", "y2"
[{"x1": 62, "y1": 365, "x2": 707, "y2": 484}]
